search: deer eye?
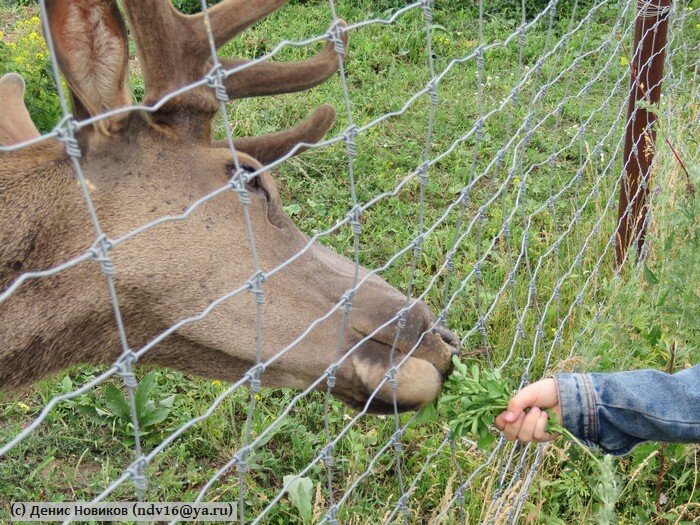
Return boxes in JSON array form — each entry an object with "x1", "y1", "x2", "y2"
[
  {"x1": 228, "y1": 164, "x2": 270, "y2": 203},
  {"x1": 245, "y1": 174, "x2": 270, "y2": 203}
]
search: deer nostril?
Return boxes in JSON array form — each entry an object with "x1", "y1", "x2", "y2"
[{"x1": 431, "y1": 324, "x2": 461, "y2": 356}]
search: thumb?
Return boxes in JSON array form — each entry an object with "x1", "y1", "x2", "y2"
[{"x1": 503, "y1": 379, "x2": 557, "y2": 423}]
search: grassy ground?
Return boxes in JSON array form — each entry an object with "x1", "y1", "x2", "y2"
[{"x1": 1, "y1": 0, "x2": 699, "y2": 523}]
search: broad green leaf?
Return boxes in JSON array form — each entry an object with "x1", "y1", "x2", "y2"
[
  {"x1": 283, "y1": 475, "x2": 313, "y2": 523},
  {"x1": 135, "y1": 371, "x2": 158, "y2": 417},
  {"x1": 159, "y1": 395, "x2": 176, "y2": 409},
  {"x1": 103, "y1": 384, "x2": 130, "y2": 421},
  {"x1": 61, "y1": 375, "x2": 73, "y2": 393},
  {"x1": 140, "y1": 407, "x2": 170, "y2": 428}
]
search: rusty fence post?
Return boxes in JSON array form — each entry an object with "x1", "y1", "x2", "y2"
[{"x1": 615, "y1": 0, "x2": 672, "y2": 267}]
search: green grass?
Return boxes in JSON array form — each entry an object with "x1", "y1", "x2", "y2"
[{"x1": 1, "y1": 1, "x2": 699, "y2": 523}]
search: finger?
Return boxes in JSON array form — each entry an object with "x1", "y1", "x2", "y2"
[
  {"x1": 503, "y1": 412, "x2": 525, "y2": 441},
  {"x1": 517, "y1": 407, "x2": 541, "y2": 442},
  {"x1": 504, "y1": 379, "x2": 558, "y2": 422},
  {"x1": 495, "y1": 411, "x2": 507, "y2": 431},
  {"x1": 533, "y1": 410, "x2": 554, "y2": 441}
]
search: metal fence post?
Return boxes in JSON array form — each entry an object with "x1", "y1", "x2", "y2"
[{"x1": 615, "y1": 0, "x2": 672, "y2": 267}]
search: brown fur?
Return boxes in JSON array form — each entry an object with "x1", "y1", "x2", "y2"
[{"x1": 0, "y1": 0, "x2": 459, "y2": 413}]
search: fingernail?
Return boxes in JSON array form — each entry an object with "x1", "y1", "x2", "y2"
[{"x1": 504, "y1": 411, "x2": 516, "y2": 422}]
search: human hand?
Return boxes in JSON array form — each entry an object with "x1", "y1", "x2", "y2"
[{"x1": 494, "y1": 378, "x2": 562, "y2": 443}]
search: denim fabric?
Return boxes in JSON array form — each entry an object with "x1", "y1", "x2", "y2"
[{"x1": 554, "y1": 365, "x2": 700, "y2": 455}]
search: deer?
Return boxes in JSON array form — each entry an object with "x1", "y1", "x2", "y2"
[{"x1": 0, "y1": 0, "x2": 459, "y2": 414}]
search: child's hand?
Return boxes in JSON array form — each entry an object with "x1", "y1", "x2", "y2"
[{"x1": 494, "y1": 378, "x2": 563, "y2": 443}]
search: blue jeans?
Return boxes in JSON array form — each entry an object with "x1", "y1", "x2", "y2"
[{"x1": 554, "y1": 365, "x2": 700, "y2": 455}]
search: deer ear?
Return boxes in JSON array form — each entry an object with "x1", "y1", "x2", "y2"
[
  {"x1": 45, "y1": 0, "x2": 131, "y2": 134},
  {"x1": 0, "y1": 73, "x2": 40, "y2": 147}
]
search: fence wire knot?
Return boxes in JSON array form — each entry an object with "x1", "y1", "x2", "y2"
[
  {"x1": 391, "y1": 430, "x2": 404, "y2": 450},
  {"x1": 413, "y1": 234, "x2": 425, "y2": 257},
  {"x1": 536, "y1": 325, "x2": 545, "y2": 339},
  {"x1": 229, "y1": 175, "x2": 251, "y2": 205},
  {"x1": 342, "y1": 125, "x2": 359, "y2": 158},
  {"x1": 426, "y1": 79, "x2": 438, "y2": 105},
  {"x1": 236, "y1": 451, "x2": 249, "y2": 474},
  {"x1": 129, "y1": 457, "x2": 149, "y2": 492},
  {"x1": 417, "y1": 162, "x2": 430, "y2": 186},
  {"x1": 518, "y1": 24, "x2": 526, "y2": 47},
  {"x1": 116, "y1": 351, "x2": 139, "y2": 389},
  {"x1": 503, "y1": 221, "x2": 511, "y2": 239},
  {"x1": 55, "y1": 114, "x2": 82, "y2": 158},
  {"x1": 89, "y1": 235, "x2": 117, "y2": 277},
  {"x1": 325, "y1": 505, "x2": 339, "y2": 525},
  {"x1": 341, "y1": 292, "x2": 354, "y2": 314},
  {"x1": 421, "y1": 0, "x2": 433, "y2": 24},
  {"x1": 436, "y1": 311, "x2": 447, "y2": 326},
  {"x1": 346, "y1": 205, "x2": 362, "y2": 235},
  {"x1": 459, "y1": 187, "x2": 471, "y2": 205},
  {"x1": 455, "y1": 487, "x2": 466, "y2": 505},
  {"x1": 328, "y1": 22, "x2": 347, "y2": 57},
  {"x1": 555, "y1": 329, "x2": 563, "y2": 344},
  {"x1": 474, "y1": 261, "x2": 482, "y2": 280},
  {"x1": 476, "y1": 45, "x2": 485, "y2": 70},
  {"x1": 247, "y1": 271, "x2": 266, "y2": 305},
  {"x1": 387, "y1": 367, "x2": 399, "y2": 389},
  {"x1": 397, "y1": 494, "x2": 409, "y2": 515},
  {"x1": 396, "y1": 309, "x2": 408, "y2": 330},
  {"x1": 322, "y1": 445, "x2": 335, "y2": 467},
  {"x1": 475, "y1": 116, "x2": 485, "y2": 141},
  {"x1": 326, "y1": 369, "x2": 337, "y2": 389},
  {"x1": 205, "y1": 62, "x2": 229, "y2": 102},
  {"x1": 245, "y1": 364, "x2": 264, "y2": 393}
]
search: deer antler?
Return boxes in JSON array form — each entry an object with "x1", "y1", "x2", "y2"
[
  {"x1": 44, "y1": 0, "x2": 346, "y2": 159},
  {"x1": 119, "y1": 0, "x2": 346, "y2": 110}
]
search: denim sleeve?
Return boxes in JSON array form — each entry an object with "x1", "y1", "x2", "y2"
[{"x1": 553, "y1": 365, "x2": 700, "y2": 456}]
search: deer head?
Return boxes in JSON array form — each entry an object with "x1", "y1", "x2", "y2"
[{"x1": 0, "y1": 0, "x2": 459, "y2": 413}]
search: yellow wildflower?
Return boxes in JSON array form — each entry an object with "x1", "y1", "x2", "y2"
[
  {"x1": 18, "y1": 402, "x2": 31, "y2": 411},
  {"x1": 0, "y1": 31, "x2": 4, "y2": 41},
  {"x1": 30, "y1": 16, "x2": 40, "y2": 23}
]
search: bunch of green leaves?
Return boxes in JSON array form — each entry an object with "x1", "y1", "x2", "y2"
[
  {"x1": 433, "y1": 357, "x2": 622, "y2": 521},
  {"x1": 76, "y1": 371, "x2": 176, "y2": 447},
  {"x1": 439, "y1": 356, "x2": 512, "y2": 449}
]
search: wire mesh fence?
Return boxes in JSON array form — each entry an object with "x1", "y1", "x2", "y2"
[{"x1": 0, "y1": 0, "x2": 698, "y2": 523}]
